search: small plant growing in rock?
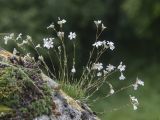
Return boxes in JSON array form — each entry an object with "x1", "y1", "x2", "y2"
[{"x1": 0, "y1": 18, "x2": 144, "y2": 118}]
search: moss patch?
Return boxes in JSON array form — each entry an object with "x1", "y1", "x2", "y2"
[{"x1": 0, "y1": 61, "x2": 53, "y2": 119}]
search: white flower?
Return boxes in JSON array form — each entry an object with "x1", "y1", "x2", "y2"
[
  {"x1": 24, "y1": 53, "x2": 33, "y2": 61},
  {"x1": 102, "y1": 40, "x2": 106, "y2": 45},
  {"x1": 102, "y1": 23, "x2": 107, "y2": 30},
  {"x1": 133, "y1": 104, "x2": 138, "y2": 110},
  {"x1": 109, "y1": 83, "x2": 114, "y2": 94},
  {"x1": 133, "y1": 84, "x2": 138, "y2": 90},
  {"x1": 133, "y1": 77, "x2": 144, "y2": 90},
  {"x1": 92, "y1": 63, "x2": 103, "y2": 71},
  {"x1": 136, "y1": 77, "x2": 144, "y2": 86},
  {"x1": 13, "y1": 48, "x2": 18, "y2": 55},
  {"x1": 58, "y1": 46, "x2": 61, "y2": 53},
  {"x1": 71, "y1": 66, "x2": 76, "y2": 73},
  {"x1": 47, "y1": 23, "x2": 54, "y2": 29},
  {"x1": 107, "y1": 41, "x2": 115, "y2": 50},
  {"x1": 57, "y1": 32, "x2": 64, "y2": 38},
  {"x1": 43, "y1": 38, "x2": 54, "y2": 49},
  {"x1": 0, "y1": 112, "x2": 4, "y2": 116},
  {"x1": 17, "y1": 40, "x2": 28, "y2": 47},
  {"x1": 119, "y1": 72, "x2": 125, "y2": 80},
  {"x1": 102, "y1": 40, "x2": 108, "y2": 48},
  {"x1": 68, "y1": 32, "x2": 76, "y2": 40},
  {"x1": 92, "y1": 41, "x2": 103, "y2": 48},
  {"x1": 129, "y1": 95, "x2": 139, "y2": 110},
  {"x1": 17, "y1": 43, "x2": 23, "y2": 47},
  {"x1": 16, "y1": 35, "x2": 31, "y2": 46},
  {"x1": 35, "y1": 44, "x2": 41, "y2": 48},
  {"x1": 110, "y1": 88, "x2": 115, "y2": 94},
  {"x1": 26, "y1": 35, "x2": 32, "y2": 41},
  {"x1": 103, "y1": 70, "x2": 108, "y2": 75},
  {"x1": 57, "y1": 19, "x2": 66, "y2": 25},
  {"x1": 26, "y1": 53, "x2": 31, "y2": 57},
  {"x1": 22, "y1": 40, "x2": 28, "y2": 44},
  {"x1": 38, "y1": 55, "x2": 44, "y2": 61},
  {"x1": 106, "y1": 64, "x2": 115, "y2": 72},
  {"x1": 86, "y1": 67, "x2": 91, "y2": 72},
  {"x1": 97, "y1": 72, "x2": 102, "y2": 77},
  {"x1": 92, "y1": 40, "x2": 107, "y2": 48},
  {"x1": 61, "y1": 19, "x2": 66, "y2": 24},
  {"x1": 4, "y1": 36, "x2": 10, "y2": 45},
  {"x1": 4, "y1": 33, "x2": 14, "y2": 45},
  {"x1": 117, "y1": 62, "x2": 126, "y2": 72},
  {"x1": 10, "y1": 33, "x2": 14, "y2": 38},
  {"x1": 94, "y1": 20, "x2": 102, "y2": 27},
  {"x1": 16, "y1": 33, "x2": 22, "y2": 40}
]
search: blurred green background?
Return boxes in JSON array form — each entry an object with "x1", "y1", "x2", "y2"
[{"x1": 0, "y1": 0, "x2": 160, "y2": 119}]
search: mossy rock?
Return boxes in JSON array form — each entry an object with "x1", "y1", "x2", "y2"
[
  {"x1": 0, "y1": 49, "x2": 99, "y2": 120},
  {"x1": 0, "y1": 53, "x2": 53, "y2": 119}
]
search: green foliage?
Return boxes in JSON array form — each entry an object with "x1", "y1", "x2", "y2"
[
  {"x1": 122, "y1": 0, "x2": 160, "y2": 41},
  {"x1": 0, "y1": 67, "x2": 22, "y2": 106},
  {"x1": 27, "y1": 96, "x2": 52, "y2": 118},
  {"x1": 0, "y1": 105, "x2": 13, "y2": 117},
  {"x1": 0, "y1": 62, "x2": 53, "y2": 119},
  {"x1": 61, "y1": 81, "x2": 86, "y2": 100},
  {"x1": 0, "y1": 0, "x2": 160, "y2": 119}
]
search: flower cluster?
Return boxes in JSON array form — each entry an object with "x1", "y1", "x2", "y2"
[
  {"x1": 4, "y1": 33, "x2": 14, "y2": 45},
  {"x1": 92, "y1": 40, "x2": 115, "y2": 50},
  {"x1": 117, "y1": 62, "x2": 126, "y2": 80},
  {"x1": 3, "y1": 33, "x2": 33, "y2": 48},
  {"x1": 92, "y1": 41, "x2": 106, "y2": 48},
  {"x1": 94, "y1": 20, "x2": 107, "y2": 30},
  {"x1": 91, "y1": 62, "x2": 126, "y2": 80},
  {"x1": 2, "y1": 18, "x2": 143, "y2": 112},
  {"x1": 94, "y1": 20, "x2": 102, "y2": 26},
  {"x1": 130, "y1": 95, "x2": 139, "y2": 110}
]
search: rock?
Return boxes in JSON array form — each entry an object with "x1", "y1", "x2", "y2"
[
  {"x1": 0, "y1": 49, "x2": 100, "y2": 120},
  {"x1": 33, "y1": 115, "x2": 50, "y2": 120}
]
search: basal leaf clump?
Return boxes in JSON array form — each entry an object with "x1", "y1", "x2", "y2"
[{"x1": 60, "y1": 81, "x2": 86, "y2": 100}]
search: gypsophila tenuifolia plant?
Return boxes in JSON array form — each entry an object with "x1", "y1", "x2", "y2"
[{"x1": 1, "y1": 18, "x2": 144, "y2": 113}]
